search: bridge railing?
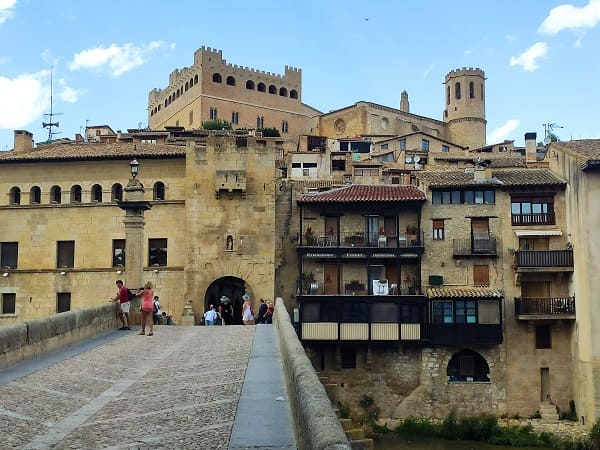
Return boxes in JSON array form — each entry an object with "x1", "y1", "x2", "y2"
[
  {"x1": 0, "y1": 302, "x2": 122, "y2": 370},
  {"x1": 273, "y1": 297, "x2": 352, "y2": 450}
]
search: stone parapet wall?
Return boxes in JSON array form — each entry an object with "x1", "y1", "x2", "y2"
[
  {"x1": 273, "y1": 298, "x2": 352, "y2": 450},
  {"x1": 0, "y1": 302, "x2": 120, "y2": 370}
]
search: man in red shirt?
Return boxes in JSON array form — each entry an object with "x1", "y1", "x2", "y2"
[{"x1": 112, "y1": 279, "x2": 131, "y2": 330}]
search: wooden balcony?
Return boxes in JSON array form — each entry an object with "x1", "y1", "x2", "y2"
[
  {"x1": 514, "y1": 249, "x2": 573, "y2": 271},
  {"x1": 301, "y1": 322, "x2": 423, "y2": 342},
  {"x1": 512, "y1": 212, "x2": 555, "y2": 226},
  {"x1": 514, "y1": 297, "x2": 576, "y2": 320},
  {"x1": 453, "y1": 238, "x2": 497, "y2": 257},
  {"x1": 300, "y1": 231, "x2": 423, "y2": 248}
]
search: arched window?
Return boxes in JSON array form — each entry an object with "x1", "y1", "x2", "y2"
[
  {"x1": 268, "y1": 85, "x2": 277, "y2": 94},
  {"x1": 164, "y1": 99, "x2": 168, "y2": 107},
  {"x1": 9, "y1": 187, "x2": 20, "y2": 205},
  {"x1": 279, "y1": 87, "x2": 288, "y2": 97},
  {"x1": 455, "y1": 82, "x2": 461, "y2": 100},
  {"x1": 91, "y1": 184, "x2": 102, "y2": 203},
  {"x1": 30, "y1": 186, "x2": 41, "y2": 204},
  {"x1": 226, "y1": 76, "x2": 236, "y2": 86},
  {"x1": 257, "y1": 115, "x2": 264, "y2": 129},
  {"x1": 153, "y1": 181, "x2": 165, "y2": 201},
  {"x1": 50, "y1": 185, "x2": 61, "y2": 204},
  {"x1": 447, "y1": 349, "x2": 490, "y2": 382},
  {"x1": 194, "y1": 74, "x2": 198, "y2": 84},
  {"x1": 70, "y1": 185, "x2": 82, "y2": 203},
  {"x1": 111, "y1": 183, "x2": 123, "y2": 202},
  {"x1": 257, "y1": 83, "x2": 266, "y2": 92},
  {"x1": 185, "y1": 81, "x2": 189, "y2": 91},
  {"x1": 213, "y1": 73, "x2": 222, "y2": 83},
  {"x1": 158, "y1": 104, "x2": 161, "y2": 111},
  {"x1": 447, "y1": 86, "x2": 451, "y2": 105},
  {"x1": 246, "y1": 80, "x2": 255, "y2": 90},
  {"x1": 290, "y1": 89, "x2": 298, "y2": 99},
  {"x1": 469, "y1": 81, "x2": 475, "y2": 99}
]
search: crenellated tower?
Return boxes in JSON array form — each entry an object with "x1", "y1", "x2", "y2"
[{"x1": 443, "y1": 67, "x2": 486, "y2": 150}]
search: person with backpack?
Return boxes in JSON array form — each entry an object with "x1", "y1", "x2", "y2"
[
  {"x1": 111, "y1": 279, "x2": 131, "y2": 330},
  {"x1": 152, "y1": 296, "x2": 162, "y2": 325}
]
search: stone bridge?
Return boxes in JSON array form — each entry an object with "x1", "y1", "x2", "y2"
[{"x1": 0, "y1": 300, "x2": 353, "y2": 450}]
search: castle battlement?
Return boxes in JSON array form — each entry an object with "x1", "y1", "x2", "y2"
[{"x1": 445, "y1": 67, "x2": 485, "y2": 82}]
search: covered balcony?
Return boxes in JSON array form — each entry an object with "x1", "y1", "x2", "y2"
[
  {"x1": 514, "y1": 249, "x2": 573, "y2": 272},
  {"x1": 453, "y1": 237, "x2": 497, "y2": 257},
  {"x1": 514, "y1": 297, "x2": 575, "y2": 320}
]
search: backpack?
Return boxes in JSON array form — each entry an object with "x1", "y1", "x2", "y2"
[
  {"x1": 153, "y1": 300, "x2": 159, "y2": 314},
  {"x1": 127, "y1": 289, "x2": 135, "y2": 301}
]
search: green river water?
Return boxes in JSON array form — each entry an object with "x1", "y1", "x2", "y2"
[{"x1": 373, "y1": 434, "x2": 552, "y2": 450}]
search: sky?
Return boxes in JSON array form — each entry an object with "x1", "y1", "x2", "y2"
[{"x1": 1, "y1": 0, "x2": 599, "y2": 151}]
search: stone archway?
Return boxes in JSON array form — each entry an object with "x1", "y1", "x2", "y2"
[{"x1": 205, "y1": 276, "x2": 253, "y2": 325}]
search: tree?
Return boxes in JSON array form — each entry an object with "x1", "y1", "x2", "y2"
[
  {"x1": 257, "y1": 127, "x2": 280, "y2": 137},
  {"x1": 201, "y1": 119, "x2": 232, "y2": 130}
]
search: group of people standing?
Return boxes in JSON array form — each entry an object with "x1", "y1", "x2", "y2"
[{"x1": 204, "y1": 294, "x2": 274, "y2": 326}]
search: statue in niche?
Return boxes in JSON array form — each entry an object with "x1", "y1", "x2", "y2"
[{"x1": 226, "y1": 234, "x2": 234, "y2": 251}]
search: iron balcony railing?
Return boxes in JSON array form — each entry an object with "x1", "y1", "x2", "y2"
[
  {"x1": 514, "y1": 297, "x2": 575, "y2": 316},
  {"x1": 514, "y1": 249, "x2": 573, "y2": 268},
  {"x1": 453, "y1": 238, "x2": 497, "y2": 256},
  {"x1": 301, "y1": 231, "x2": 423, "y2": 248},
  {"x1": 511, "y1": 211, "x2": 556, "y2": 226}
]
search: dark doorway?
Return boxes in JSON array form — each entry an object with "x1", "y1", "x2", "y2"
[{"x1": 205, "y1": 276, "x2": 251, "y2": 325}]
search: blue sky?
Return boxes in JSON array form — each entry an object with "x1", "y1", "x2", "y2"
[{"x1": 1, "y1": 0, "x2": 599, "y2": 151}]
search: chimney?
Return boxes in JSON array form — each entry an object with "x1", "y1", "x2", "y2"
[
  {"x1": 13, "y1": 130, "x2": 34, "y2": 153},
  {"x1": 525, "y1": 132, "x2": 537, "y2": 164},
  {"x1": 474, "y1": 166, "x2": 493, "y2": 180}
]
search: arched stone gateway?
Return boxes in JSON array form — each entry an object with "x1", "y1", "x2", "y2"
[{"x1": 204, "y1": 276, "x2": 254, "y2": 325}]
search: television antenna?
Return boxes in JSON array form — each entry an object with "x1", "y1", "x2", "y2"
[
  {"x1": 543, "y1": 122, "x2": 563, "y2": 145},
  {"x1": 405, "y1": 155, "x2": 421, "y2": 170},
  {"x1": 42, "y1": 66, "x2": 63, "y2": 142}
]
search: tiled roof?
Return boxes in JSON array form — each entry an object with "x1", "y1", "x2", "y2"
[
  {"x1": 297, "y1": 184, "x2": 426, "y2": 203},
  {"x1": 416, "y1": 169, "x2": 565, "y2": 188},
  {"x1": 0, "y1": 142, "x2": 186, "y2": 163},
  {"x1": 427, "y1": 286, "x2": 503, "y2": 298},
  {"x1": 430, "y1": 153, "x2": 527, "y2": 168},
  {"x1": 551, "y1": 140, "x2": 600, "y2": 161},
  {"x1": 293, "y1": 180, "x2": 347, "y2": 190}
]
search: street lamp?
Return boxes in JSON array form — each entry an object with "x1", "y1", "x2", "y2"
[{"x1": 129, "y1": 159, "x2": 140, "y2": 178}]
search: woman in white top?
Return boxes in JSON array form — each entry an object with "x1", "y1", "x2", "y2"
[{"x1": 241, "y1": 294, "x2": 254, "y2": 325}]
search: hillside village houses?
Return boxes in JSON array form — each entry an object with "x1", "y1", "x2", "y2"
[{"x1": 0, "y1": 46, "x2": 598, "y2": 427}]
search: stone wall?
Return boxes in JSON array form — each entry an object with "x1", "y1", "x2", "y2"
[{"x1": 0, "y1": 302, "x2": 120, "y2": 370}]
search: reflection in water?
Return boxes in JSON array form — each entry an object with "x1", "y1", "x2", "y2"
[{"x1": 373, "y1": 434, "x2": 552, "y2": 450}]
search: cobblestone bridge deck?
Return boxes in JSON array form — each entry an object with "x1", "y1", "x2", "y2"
[{"x1": 0, "y1": 324, "x2": 296, "y2": 449}]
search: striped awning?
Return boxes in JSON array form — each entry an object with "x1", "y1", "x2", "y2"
[
  {"x1": 513, "y1": 230, "x2": 563, "y2": 237},
  {"x1": 427, "y1": 286, "x2": 503, "y2": 299}
]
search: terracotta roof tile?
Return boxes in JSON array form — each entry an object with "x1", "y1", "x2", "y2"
[
  {"x1": 0, "y1": 142, "x2": 185, "y2": 163},
  {"x1": 416, "y1": 169, "x2": 565, "y2": 188},
  {"x1": 427, "y1": 286, "x2": 503, "y2": 298},
  {"x1": 551, "y1": 139, "x2": 600, "y2": 161},
  {"x1": 297, "y1": 184, "x2": 426, "y2": 203},
  {"x1": 430, "y1": 153, "x2": 527, "y2": 168}
]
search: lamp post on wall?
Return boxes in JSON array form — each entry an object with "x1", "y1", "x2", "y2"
[{"x1": 117, "y1": 159, "x2": 151, "y2": 309}]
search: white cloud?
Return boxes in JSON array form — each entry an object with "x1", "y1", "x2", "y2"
[
  {"x1": 464, "y1": 49, "x2": 473, "y2": 55},
  {"x1": 510, "y1": 42, "x2": 548, "y2": 71},
  {"x1": 57, "y1": 79, "x2": 82, "y2": 103},
  {"x1": 0, "y1": 70, "x2": 50, "y2": 129},
  {"x1": 69, "y1": 41, "x2": 175, "y2": 77},
  {"x1": 423, "y1": 64, "x2": 435, "y2": 77},
  {"x1": 539, "y1": 0, "x2": 600, "y2": 34},
  {"x1": 489, "y1": 119, "x2": 520, "y2": 143},
  {"x1": 0, "y1": 0, "x2": 16, "y2": 24}
]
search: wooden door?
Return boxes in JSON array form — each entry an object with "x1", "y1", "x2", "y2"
[
  {"x1": 323, "y1": 264, "x2": 338, "y2": 295},
  {"x1": 540, "y1": 367, "x2": 551, "y2": 402}
]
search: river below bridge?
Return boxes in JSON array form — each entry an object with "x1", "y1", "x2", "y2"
[{"x1": 372, "y1": 434, "x2": 552, "y2": 450}]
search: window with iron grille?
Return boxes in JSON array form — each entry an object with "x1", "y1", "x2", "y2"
[
  {"x1": 149, "y1": 238, "x2": 167, "y2": 266},
  {"x1": 1, "y1": 293, "x2": 16, "y2": 314},
  {"x1": 57, "y1": 292, "x2": 71, "y2": 313},
  {"x1": 1, "y1": 242, "x2": 18, "y2": 269},
  {"x1": 112, "y1": 239, "x2": 125, "y2": 267},
  {"x1": 57, "y1": 241, "x2": 75, "y2": 268}
]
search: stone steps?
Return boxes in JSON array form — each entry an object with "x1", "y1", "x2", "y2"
[{"x1": 539, "y1": 402, "x2": 559, "y2": 422}]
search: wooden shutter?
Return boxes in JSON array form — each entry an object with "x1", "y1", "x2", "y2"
[{"x1": 473, "y1": 265, "x2": 489, "y2": 286}]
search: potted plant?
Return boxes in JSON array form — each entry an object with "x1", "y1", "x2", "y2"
[
  {"x1": 302, "y1": 272, "x2": 315, "y2": 294},
  {"x1": 305, "y1": 227, "x2": 316, "y2": 245}
]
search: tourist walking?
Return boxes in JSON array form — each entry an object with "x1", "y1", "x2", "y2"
[
  {"x1": 204, "y1": 305, "x2": 218, "y2": 326},
  {"x1": 112, "y1": 280, "x2": 131, "y2": 330},
  {"x1": 153, "y1": 296, "x2": 162, "y2": 325},
  {"x1": 242, "y1": 294, "x2": 254, "y2": 325},
  {"x1": 264, "y1": 301, "x2": 274, "y2": 324},
  {"x1": 220, "y1": 297, "x2": 233, "y2": 325},
  {"x1": 137, "y1": 282, "x2": 155, "y2": 336},
  {"x1": 256, "y1": 299, "x2": 268, "y2": 324}
]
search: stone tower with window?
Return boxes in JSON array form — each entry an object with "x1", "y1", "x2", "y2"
[{"x1": 443, "y1": 68, "x2": 486, "y2": 150}]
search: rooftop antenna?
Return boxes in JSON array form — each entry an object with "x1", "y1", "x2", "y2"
[
  {"x1": 42, "y1": 66, "x2": 63, "y2": 142},
  {"x1": 543, "y1": 123, "x2": 563, "y2": 145}
]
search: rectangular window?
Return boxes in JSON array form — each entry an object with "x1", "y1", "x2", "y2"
[
  {"x1": 112, "y1": 239, "x2": 125, "y2": 267},
  {"x1": 282, "y1": 120, "x2": 288, "y2": 133},
  {"x1": 535, "y1": 325, "x2": 552, "y2": 349},
  {"x1": 291, "y1": 162, "x2": 301, "y2": 168},
  {"x1": 57, "y1": 292, "x2": 71, "y2": 313},
  {"x1": 380, "y1": 144, "x2": 388, "y2": 151},
  {"x1": 341, "y1": 303, "x2": 368, "y2": 323},
  {"x1": 442, "y1": 191, "x2": 451, "y2": 204},
  {"x1": 451, "y1": 190, "x2": 461, "y2": 204},
  {"x1": 442, "y1": 145, "x2": 450, "y2": 153},
  {"x1": 1, "y1": 293, "x2": 16, "y2": 314},
  {"x1": 372, "y1": 303, "x2": 398, "y2": 323},
  {"x1": 149, "y1": 238, "x2": 167, "y2": 266},
  {"x1": 421, "y1": 139, "x2": 430, "y2": 151},
  {"x1": 231, "y1": 111, "x2": 239, "y2": 125},
  {"x1": 432, "y1": 220, "x2": 445, "y2": 240},
  {"x1": 478, "y1": 300, "x2": 500, "y2": 324},
  {"x1": 400, "y1": 304, "x2": 419, "y2": 323},
  {"x1": 188, "y1": 109, "x2": 193, "y2": 125},
  {"x1": 432, "y1": 301, "x2": 453, "y2": 324},
  {"x1": 391, "y1": 176, "x2": 400, "y2": 185},
  {"x1": 57, "y1": 241, "x2": 75, "y2": 268},
  {"x1": 455, "y1": 300, "x2": 477, "y2": 324},
  {"x1": 511, "y1": 195, "x2": 555, "y2": 225},
  {"x1": 473, "y1": 265, "x2": 490, "y2": 286},
  {"x1": 331, "y1": 159, "x2": 346, "y2": 171},
  {"x1": 1, "y1": 242, "x2": 18, "y2": 269},
  {"x1": 302, "y1": 169, "x2": 310, "y2": 177},
  {"x1": 432, "y1": 191, "x2": 442, "y2": 204},
  {"x1": 209, "y1": 107, "x2": 217, "y2": 120},
  {"x1": 399, "y1": 139, "x2": 406, "y2": 150}
]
